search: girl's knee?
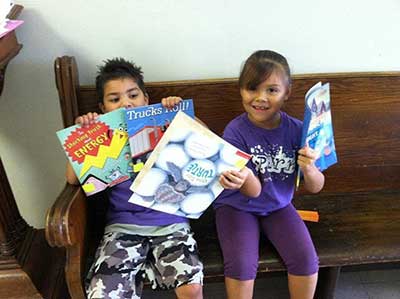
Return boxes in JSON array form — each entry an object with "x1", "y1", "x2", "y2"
[
  {"x1": 287, "y1": 249, "x2": 319, "y2": 275},
  {"x1": 224, "y1": 256, "x2": 258, "y2": 280}
]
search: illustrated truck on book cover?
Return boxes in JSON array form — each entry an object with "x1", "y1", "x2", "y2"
[{"x1": 125, "y1": 99, "x2": 195, "y2": 178}]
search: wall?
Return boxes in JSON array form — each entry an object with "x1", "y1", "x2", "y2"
[{"x1": 0, "y1": 0, "x2": 399, "y2": 228}]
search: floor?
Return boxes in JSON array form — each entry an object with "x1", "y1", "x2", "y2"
[{"x1": 142, "y1": 264, "x2": 400, "y2": 299}]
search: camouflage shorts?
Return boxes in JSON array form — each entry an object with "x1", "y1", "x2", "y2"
[{"x1": 86, "y1": 228, "x2": 204, "y2": 299}]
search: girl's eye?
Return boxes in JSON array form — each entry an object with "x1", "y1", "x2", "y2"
[
  {"x1": 268, "y1": 88, "x2": 279, "y2": 93},
  {"x1": 110, "y1": 98, "x2": 119, "y2": 103}
]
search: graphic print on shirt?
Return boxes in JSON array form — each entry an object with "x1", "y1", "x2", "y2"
[{"x1": 250, "y1": 144, "x2": 296, "y2": 182}]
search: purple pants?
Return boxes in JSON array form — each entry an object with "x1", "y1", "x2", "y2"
[{"x1": 215, "y1": 204, "x2": 319, "y2": 280}]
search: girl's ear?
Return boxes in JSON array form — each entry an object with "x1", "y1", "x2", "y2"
[
  {"x1": 99, "y1": 102, "x2": 105, "y2": 113},
  {"x1": 285, "y1": 84, "x2": 292, "y2": 101}
]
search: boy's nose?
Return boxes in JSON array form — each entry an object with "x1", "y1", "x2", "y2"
[{"x1": 121, "y1": 96, "x2": 133, "y2": 108}]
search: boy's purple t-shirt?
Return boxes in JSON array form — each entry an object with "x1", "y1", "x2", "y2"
[
  {"x1": 106, "y1": 180, "x2": 188, "y2": 226},
  {"x1": 214, "y1": 112, "x2": 302, "y2": 215}
]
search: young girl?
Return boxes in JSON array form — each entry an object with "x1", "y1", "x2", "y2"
[
  {"x1": 66, "y1": 58, "x2": 203, "y2": 299},
  {"x1": 216, "y1": 50, "x2": 325, "y2": 299}
]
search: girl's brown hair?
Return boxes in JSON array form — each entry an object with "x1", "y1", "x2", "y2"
[{"x1": 239, "y1": 50, "x2": 292, "y2": 90}]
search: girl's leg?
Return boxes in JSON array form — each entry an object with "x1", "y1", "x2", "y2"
[
  {"x1": 215, "y1": 205, "x2": 260, "y2": 299},
  {"x1": 260, "y1": 204, "x2": 319, "y2": 299}
]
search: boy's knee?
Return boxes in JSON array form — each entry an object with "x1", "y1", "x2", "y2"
[{"x1": 176, "y1": 283, "x2": 203, "y2": 299}]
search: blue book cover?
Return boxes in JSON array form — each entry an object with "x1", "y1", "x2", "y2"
[
  {"x1": 125, "y1": 99, "x2": 195, "y2": 180},
  {"x1": 129, "y1": 111, "x2": 251, "y2": 219},
  {"x1": 300, "y1": 82, "x2": 337, "y2": 173},
  {"x1": 56, "y1": 108, "x2": 131, "y2": 196}
]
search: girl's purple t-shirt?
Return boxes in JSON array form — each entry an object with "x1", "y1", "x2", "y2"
[
  {"x1": 214, "y1": 112, "x2": 302, "y2": 215},
  {"x1": 106, "y1": 180, "x2": 188, "y2": 226}
]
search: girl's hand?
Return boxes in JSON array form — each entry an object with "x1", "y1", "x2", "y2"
[
  {"x1": 297, "y1": 146, "x2": 319, "y2": 175},
  {"x1": 219, "y1": 167, "x2": 251, "y2": 190},
  {"x1": 161, "y1": 96, "x2": 182, "y2": 109},
  {"x1": 75, "y1": 112, "x2": 100, "y2": 127}
]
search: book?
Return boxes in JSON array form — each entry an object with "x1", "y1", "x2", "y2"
[
  {"x1": 129, "y1": 111, "x2": 252, "y2": 219},
  {"x1": 0, "y1": 19, "x2": 23, "y2": 39},
  {"x1": 125, "y1": 99, "x2": 194, "y2": 180},
  {"x1": 56, "y1": 108, "x2": 131, "y2": 196},
  {"x1": 296, "y1": 82, "x2": 338, "y2": 188}
]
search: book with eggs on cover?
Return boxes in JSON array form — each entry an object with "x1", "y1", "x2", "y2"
[{"x1": 129, "y1": 110, "x2": 252, "y2": 219}]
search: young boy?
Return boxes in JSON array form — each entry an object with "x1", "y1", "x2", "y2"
[{"x1": 66, "y1": 58, "x2": 203, "y2": 299}]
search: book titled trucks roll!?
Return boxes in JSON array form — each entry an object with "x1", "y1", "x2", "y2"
[
  {"x1": 56, "y1": 108, "x2": 131, "y2": 196},
  {"x1": 129, "y1": 111, "x2": 252, "y2": 219},
  {"x1": 296, "y1": 82, "x2": 338, "y2": 188},
  {"x1": 125, "y1": 99, "x2": 195, "y2": 180}
]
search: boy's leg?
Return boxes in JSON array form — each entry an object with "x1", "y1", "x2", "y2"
[
  {"x1": 215, "y1": 205, "x2": 260, "y2": 299},
  {"x1": 146, "y1": 228, "x2": 203, "y2": 299},
  {"x1": 86, "y1": 231, "x2": 149, "y2": 299},
  {"x1": 260, "y1": 203, "x2": 319, "y2": 299}
]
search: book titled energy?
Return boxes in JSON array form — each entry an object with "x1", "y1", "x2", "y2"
[
  {"x1": 125, "y1": 99, "x2": 194, "y2": 180},
  {"x1": 129, "y1": 111, "x2": 252, "y2": 219},
  {"x1": 56, "y1": 108, "x2": 131, "y2": 196}
]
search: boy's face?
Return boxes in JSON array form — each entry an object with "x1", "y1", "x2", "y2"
[{"x1": 100, "y1": 78, "x2": 149, "y2": 113}]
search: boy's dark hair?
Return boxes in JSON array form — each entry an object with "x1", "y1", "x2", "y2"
[
  {"x1": 239, "y1": 50, "x2": 292, "y2": 90},
  {"x1": 95, "y1": 57, "x2": 147, "y2": 103}
]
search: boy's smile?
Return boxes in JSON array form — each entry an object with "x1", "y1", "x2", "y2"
[{"x1": 100, "y1": 78, "x2": 149, "y2": 113}]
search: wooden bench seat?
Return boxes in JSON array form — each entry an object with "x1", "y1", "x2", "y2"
[{"x1": 45, "y1": 56, "x2": 400, "y2": 299}]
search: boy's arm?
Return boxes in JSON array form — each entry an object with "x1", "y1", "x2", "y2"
[
  {"x1": 297, "y1": 146, "x2": 325, "y2": 193},
  {"x1": 66, "y1": 162, "x2": 79, "y2": 185},
  {"x1": 219, "y1": 167, "x2": 262, "y2": 198}
]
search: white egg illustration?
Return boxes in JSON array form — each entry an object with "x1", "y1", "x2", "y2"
[
  {"x1": 215, "y1": 159, "x2": 235, "y2": 175},
  {"x1": 155, "y1": 144, "x2": 190, "y2": 171},
  {"x1": 134, "y1": 167, "x2": 167, "y2": 197},
  {"x1": 180, "y1": 192, "x2": 214, "y2": 215},
  {"x1": 182, "y1": 159, "x2": 216, "y2": 186},
  {"x1": 169, "y1": 127, "x2": 192, "y2": 142},
  {"x1": 220, "y1": 144, "x2": 242, "y2": 165},
  {"x1": 184, "y1": 133, "x2": 220, "y2": 159}
]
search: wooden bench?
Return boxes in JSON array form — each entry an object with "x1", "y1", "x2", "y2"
[{"x1": 45, "y1": 56, "x2": 400, "y2": 299}]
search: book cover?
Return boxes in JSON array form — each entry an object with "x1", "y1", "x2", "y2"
[
  {"x1": 56, "y1": 108, "x2": 131, "y2": 196},
  {"x1": 0, "y1": 19, "x2": 23, "y2": 39},
  {"x1": 129, "y1": 111, "x2": 251, "y2": 219},
  {"x1": 297, "y1": 82, "x2": 337, "y2": 188},
  {"x1": 125, "y1": 99, "x2": 194, "y2": 180}
]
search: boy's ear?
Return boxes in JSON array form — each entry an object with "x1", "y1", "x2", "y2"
[
  {"x1": 144, "y1": 92, "x2": 149, "y2": 104},
  {"x1": 99, "y1": 102, "x2": 105, "y2": 113}
]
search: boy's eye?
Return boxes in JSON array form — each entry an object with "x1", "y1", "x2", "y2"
[
  {"x1": 129, "y1": 93, "x2": 138, "y2": 98},
  {"x1": 268, "y1": 88, "x2": 279, "y2": 93},
  {"x1": 110, "y1": 98, "x2": 120, "y2": 103}
]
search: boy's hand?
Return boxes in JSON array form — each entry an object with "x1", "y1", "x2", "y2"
[
  {"x1": 161, "y1": 96, "x2": 182, "y2": 109},
  {"x1": 75, "y1": 112, "x2": 100, "y2": 127},
  {"x1": 219, "y1": 167, "x2": 250, "y2": 190},
  {"x1": 297, "y1": 146, "x2": 319, "y2": 175}
]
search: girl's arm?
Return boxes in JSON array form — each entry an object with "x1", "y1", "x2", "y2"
[
  {"x1": 219, "y1": 167, "x2": 262, "y2": 198},
  {"x1": 66, "y1": 162, "x2": 79, "y2": 185},
  {"x1": 297, "y1": 146, "x2": 325, "y2": 193}
]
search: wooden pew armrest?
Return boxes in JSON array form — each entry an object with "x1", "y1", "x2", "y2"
[{"x1": 45, "y1": 183, "x2": 87, "y2": 248}]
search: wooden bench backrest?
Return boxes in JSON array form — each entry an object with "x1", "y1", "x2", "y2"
[{"x1": 55, "y1": 56, "x2": 400, "y2": 195}]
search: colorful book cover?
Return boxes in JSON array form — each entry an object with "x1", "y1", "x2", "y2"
[
  {"x1": 125, "y1": 99, "x2": 194, "y2": 180},
  {"x1": 129, "y1": 111, "x2": 251, "y2": 219},
  {"x1": 0, "y1": 19, "x2": 24, "y2": 39},
  {"x1": 296, "y1": 82, "x2": 338, "y2": 188},
  {"x1": 56, "y1": 108, "x2": 131, "y2": 196}
]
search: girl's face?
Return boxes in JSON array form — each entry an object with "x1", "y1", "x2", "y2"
[
  {"x1": 240, "y1": 69, "x2": 290, "y2": 129},
  {"x1": 100, "y1": 78, "x2": 149, "y2": 113}
]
